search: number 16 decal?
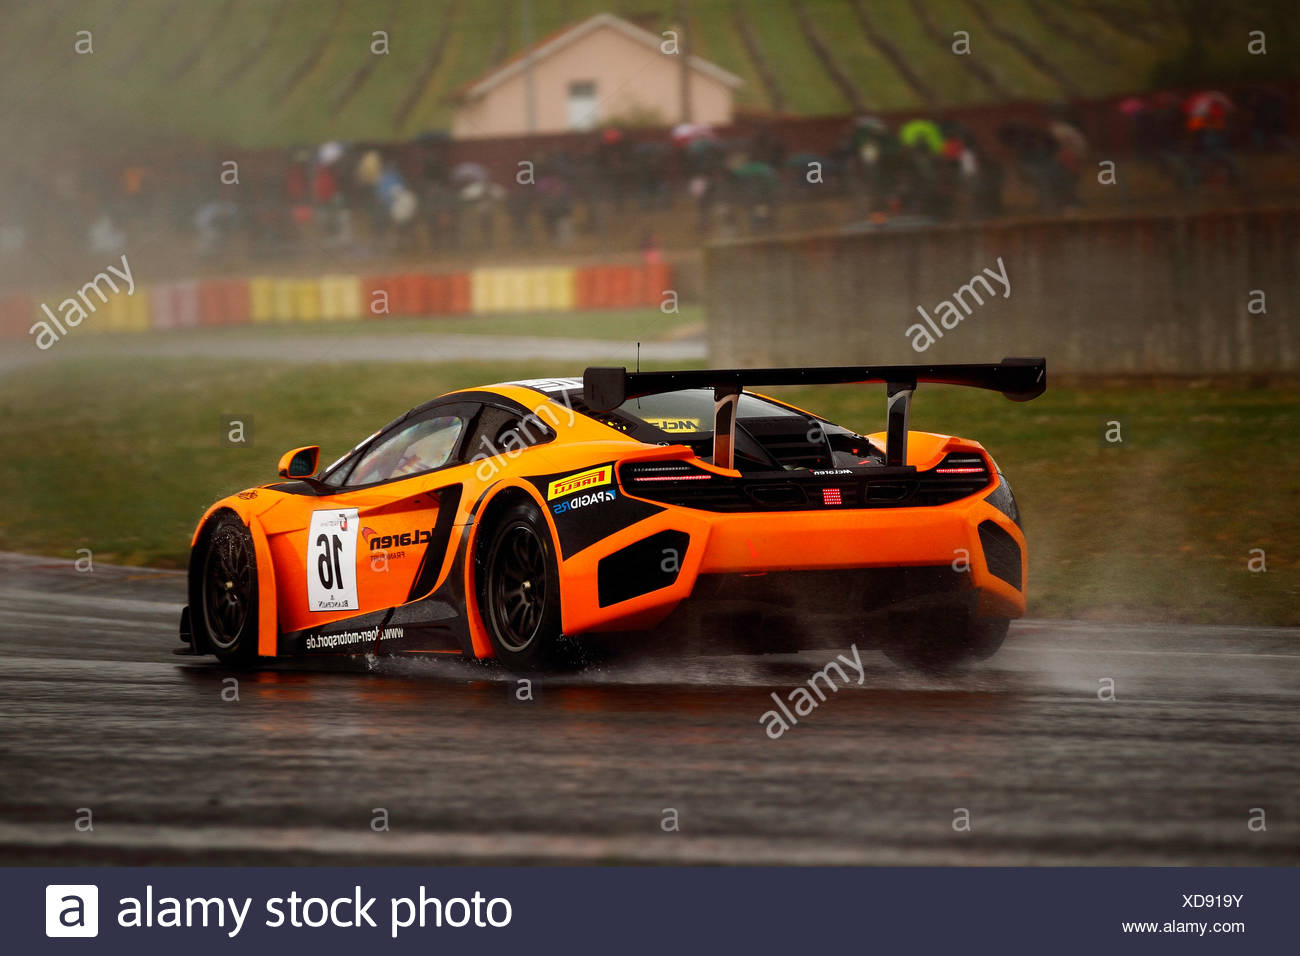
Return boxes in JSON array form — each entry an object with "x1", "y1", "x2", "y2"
[{"x1": 307, "y1": 509, "x2": 360, "y2": 612}]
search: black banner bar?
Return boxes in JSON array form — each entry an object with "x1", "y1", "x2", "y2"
[{"x1": 13, "y1": 866, "x2": 1293, "y2": 953}]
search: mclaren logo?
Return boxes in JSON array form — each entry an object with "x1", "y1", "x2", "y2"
[
  {"x1": 366, "y1": 527, "x2": 435, "y2": 551},
  {"x1": 646, "y1": 417, "x2": 701, "y2": 432},
  {"x1": 547, "y1": 465, "x2": 612, "y2": 500}
]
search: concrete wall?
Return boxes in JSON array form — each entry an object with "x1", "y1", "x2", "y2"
[{"x1": 705, "y1": 209, "x2": 1300, "y2": 374}]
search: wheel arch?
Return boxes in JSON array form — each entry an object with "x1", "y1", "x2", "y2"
[
  {"x1": 463, "y1": 481, "x2": 557, "y2": 659},
  {"x1": 189, "y1": 505, "x2": 279, "y2": 658}
]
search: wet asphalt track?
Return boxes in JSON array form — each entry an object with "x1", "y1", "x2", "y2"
[
  {"x1": 0, "y1": 330, "x2": 705, "y2": 373},
  {"x1": 0, "y1": 551, "x2": 1297, "y2": 865}
]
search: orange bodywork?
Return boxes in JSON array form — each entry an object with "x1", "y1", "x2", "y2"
[{"x1": 189, "y1": 384, "x2": 1026, "y2": 660}]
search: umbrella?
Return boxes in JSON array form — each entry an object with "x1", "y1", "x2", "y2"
[
  {"x1": 451, "y1": 162, "x2": 488, "y2": 184},
  {"x1": 459, "y1": 181, "x2": 503, "y2": 203},
  {"x1": 899, "y1": 119, "x2": 944, "y2": 153},
  {"x1": 1117, "y1": 96, "x2": 1147, "y2": 117},
  {"x1": 686, "y1": 137, "x2": 724, "y2": 159},
  {"x1": 940, "y1": 119, "x2": 974, "y2": 142},
  {"x1": 459, "y1": 181, "x2": 488, "y2": 202},
  {"x1": 851, "y1": 116, "x2": 889, "y2": 150},
  {"x1": 996, "y1": 121, "x2": 1056, "y2": 155},
  {"x1": 1049, "y1": 121, "x2": 1086, "y2": 155},
  {"x1": 355, "y1": 150, "x2": 382, "y2": 186},
  {"x1": 731, "y1": 160, "x2": 777, "y2": 183},
  {"x1": 1185, "y1": 90, "x2": 1233, "y2": 117},
  {"x1": 853, "y1": 115, "x2": 888, "y2": 132},
  {"x1": 671, "y1": 122, "x2": 716, "y2": 144},
  {"x1": 389, "y1": 188, "x2": 417, "y2": 224},
  {"x1": 537, "y1": 176, "x2": 569, "y2": 198},
  {"x1": 786, "y1": 152, "x2": 823, "y2": 168},
  {"x1": 316, "y1": 141, "x2": 345, "y2": 166}
]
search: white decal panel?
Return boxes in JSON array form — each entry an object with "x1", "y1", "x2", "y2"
[{"x1": 306, "y1": 509, "x2": 360, "y2": 612}]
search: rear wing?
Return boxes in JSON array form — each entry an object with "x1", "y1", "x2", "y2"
[{"x1": 583, "y1": 357, "x2": 1046, "y2": 469}]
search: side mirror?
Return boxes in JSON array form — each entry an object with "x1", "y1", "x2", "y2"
[{"x1": 278, "y1": 445, "x2": 320, "y2": 479}]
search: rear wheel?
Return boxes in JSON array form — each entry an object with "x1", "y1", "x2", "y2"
[
  {"x1": 968, "y1": 617, "x2": 1010, "y2": 660},
  {"x1": 882, "y1": 610, "x2": 1009, "y2": 674},
  {"x1": 199, "y1": 516, "x2": 259, "y2": 666},
  {"x1": 478, "y1": 502, "x2": 566, "y2": 671}
]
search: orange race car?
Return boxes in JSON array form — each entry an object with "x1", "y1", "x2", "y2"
[{"x1": 179, "y1": 358, "x2": 1045, "y2": 672}]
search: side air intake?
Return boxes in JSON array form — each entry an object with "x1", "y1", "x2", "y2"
[
  {"x1": 597, "y1": 530, "x2": 691, "y2": 607},
  {"x1": 977, "y1": 520, "x2": 1022, "y2": 590}
]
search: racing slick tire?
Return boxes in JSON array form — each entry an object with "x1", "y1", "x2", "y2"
[
  {"x1": 478, "y1": 501, "x2": 568, "y2": 671},
  {"x1": 882, "y1": 610, "x2": 1009, "y2": 674},
  {"x1": 968, "y1": 616, "x2": 1010, "y2": 660},
  {"x1": 197, "y1": 515, "x2": 260, "y2": 667}
]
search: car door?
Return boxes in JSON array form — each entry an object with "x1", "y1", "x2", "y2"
[{"x1": 275, "y1": 403, "x2": 477, "y2": 644}]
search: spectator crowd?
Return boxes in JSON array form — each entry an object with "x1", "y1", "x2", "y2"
[{"x1": 0, "y1": 84, "x2": 1293, "y2": 274}]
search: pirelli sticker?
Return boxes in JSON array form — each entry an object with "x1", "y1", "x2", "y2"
[{"x1": 547, "y1": 465, "x2": 613, "y2": 500}]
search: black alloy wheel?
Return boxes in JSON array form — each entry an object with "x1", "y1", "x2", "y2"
[
  {"x1": 200, "y1": 516, "x2": 259, "y2": 665},
  {"x1": 480, "y1": 502, "x2": 566, "y2": 670}
]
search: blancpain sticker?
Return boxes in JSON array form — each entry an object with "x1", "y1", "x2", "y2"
[{"x1": 307, "y1": 508, "x2": 360, "y2": 612}]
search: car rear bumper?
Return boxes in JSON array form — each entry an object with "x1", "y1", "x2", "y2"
[{"x1": 557, "y1": 489, "x2": 1026, "y2": 636}]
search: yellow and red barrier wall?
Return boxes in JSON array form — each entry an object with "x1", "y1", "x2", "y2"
[{"x1": 0, "y1": 263, "x2": 672, "y2": 338}]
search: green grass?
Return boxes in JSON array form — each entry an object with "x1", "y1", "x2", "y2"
[
  {"x1": 803, "y1": 0, "x2": 922, "y2": 111},
  {"x1": 745, "y1": 1, "x2": 849, "y2": 115},
  {"x1": 0, "y1": 0, "x2": 1238, "y2": 147},
  {"x1": 0, "y1": 358, "x2": 603, "y2": 569},
  {"x1": 0, "y1": 353, "x2": 1294, "y2": 626},
  {"x1": 689, "y1": 2, "x2": 770, "y2": 112}
]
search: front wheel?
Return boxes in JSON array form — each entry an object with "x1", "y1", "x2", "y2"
[
  {"x1": 198, "y1": 515, "x2": 260, "y2": 666},
  {"x1": 478, "y1": 502, "x2": 566, "y2": 671}
]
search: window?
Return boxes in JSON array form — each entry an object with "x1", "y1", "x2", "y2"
[
  {"x1": 615, "y1": 389, "x2": 807, "y2": 432},
  {"x1": 567, "y1": 80, "x2": 598, "y2": 130},
  {"x1": 342, "y1": 414, "x2": 464, "y2": 487},
  {"x1": 463, "y1": 404, "x2": 555, "y2": 463}
]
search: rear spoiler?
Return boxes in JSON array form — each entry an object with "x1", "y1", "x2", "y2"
[{"x1": 583, "y1": 357, "x2": 1046, "y2": 469}]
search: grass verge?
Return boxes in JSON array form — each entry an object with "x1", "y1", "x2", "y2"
[{"x1": 0, "y1": 356, "x2": 1294, "y2": 625}]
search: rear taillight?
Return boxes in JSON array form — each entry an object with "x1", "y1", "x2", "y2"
[
  {"x1": 933, "y1": 453, "x2": 989, "y2": 477},
  {"x1": 622, "y1": 462, "x2": 715, "y2": 483},
  {"x1": 909, "y1": 452, "x2": 992, "y2": 506},
  {"x1": 619, "y1": 461, "x2": 747, "y2": 509},
  {"x1": 621, "y1": 452, "x2": 992, "y2": 512}
]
